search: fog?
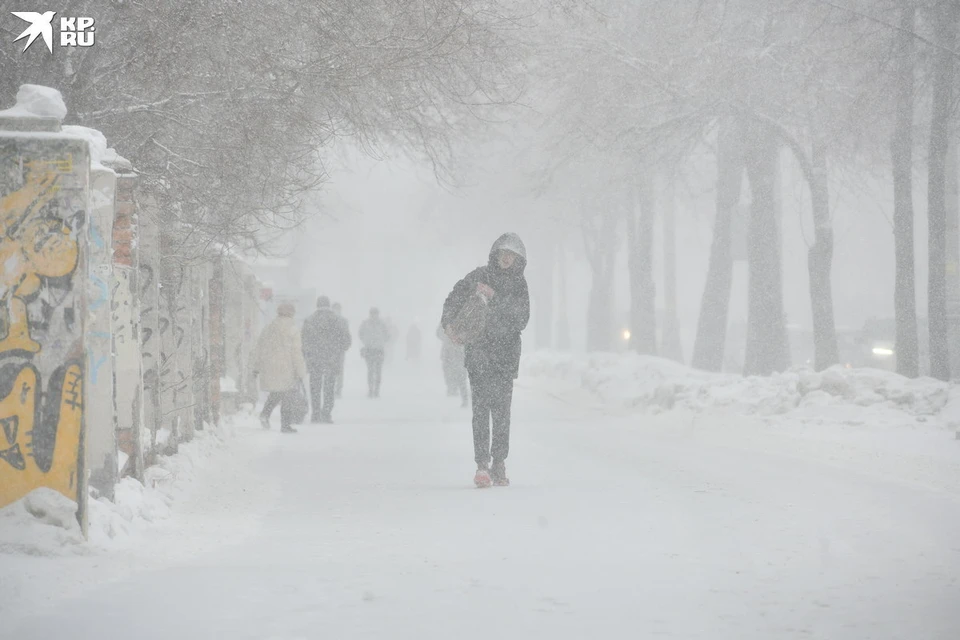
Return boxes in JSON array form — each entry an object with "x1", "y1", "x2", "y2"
[
  {"x1": 6, "y1": 0, "x2": 954, "y2": 377},
  {"x1": 286, "y1": 143, "x2": 930, "y2": 364},
  {"x1": 5, "y1": 3, "x2": 960, "y2": 638}
]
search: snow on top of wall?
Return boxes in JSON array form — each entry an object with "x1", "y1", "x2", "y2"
[
  {"x1": 0, "y1": 85, "x2": 133, "y2": 172},
  {"x1": 0, "y1": 84, "x2": 67, "y2": 120},
  {"x1": 61, "y1": 125, "x2": 132, "y2": 174}
]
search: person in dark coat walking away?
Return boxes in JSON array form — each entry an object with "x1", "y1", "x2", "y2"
[
  {"x1": 302, "y1": 296, "x2": 351, "y2": 423},
  {"x1": 252, "y1": 302, "x2": 308, "y2": 433},
  {"x1": 359, "y1": 307, "x2": 390, "y2": 397},
  {"x1": 442, "y1": 233, "x2": 529, "y2": 487},
  {"x1": 333, "y1": 302, "x2": 348, "y2": 398}
]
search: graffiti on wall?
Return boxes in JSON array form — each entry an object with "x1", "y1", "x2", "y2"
[{"x1": 0, "y1": 139, "x2": 88, "y2": 509}]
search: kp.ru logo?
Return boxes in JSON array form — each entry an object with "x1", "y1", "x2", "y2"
[{"x1": 12, "y1": 11, "x2": 95, "y2": 53}]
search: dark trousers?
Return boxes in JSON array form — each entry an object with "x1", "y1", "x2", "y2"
[
  {"x1": 261, "y1": 391, "x2": 294, "y2": 429},
  {"x1": 468, "y1": 369, "x2": 514, "y2": 466},
  {"x1": 365, "y1": 348, "x2": 385, "y2": 396},
  {"x1": 309, "y1": 364, "x2": 337, "y2": 420}
]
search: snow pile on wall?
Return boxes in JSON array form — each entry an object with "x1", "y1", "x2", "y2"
[
  {"x1": 0, "y1": 419, "x2": 238, "y2": 556},
  {"x1": 522, "y1": 351, "x2": 952, "y2": 425},
  {"x1": 61, "y1": 124, "x2": 132, "y2": 174},
  {"x1": 0, "y1": 84, "x2": 67, "y2": 119}
]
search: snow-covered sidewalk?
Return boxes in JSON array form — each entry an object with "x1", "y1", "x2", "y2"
[
  {"x1": 3, "y1": 363, "x2": 959, "y2": 639},
  {"x1": 0, "y1": 411, "x2": 282, "y2": 620}
]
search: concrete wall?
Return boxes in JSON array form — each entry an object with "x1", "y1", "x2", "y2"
[
  {"x1": 112, "y1": 169, "x2": 143, "y2": 481},
  {"x1": 1, "y1": 85, "x2": 265, "y2": 536},
  {"x1": 138, "y1": 201, "x2": 163, "y2": 462},
  {"x1": 0, "y1": 126, "x2": 90, "y2": 532},
  {"x1": 86, "y1": 165, "x2": 117, "y2": 498}
]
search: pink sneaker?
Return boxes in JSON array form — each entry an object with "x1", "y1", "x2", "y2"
[{"x1": 474, "y1": 467, "x2": 492, "y2": 488}]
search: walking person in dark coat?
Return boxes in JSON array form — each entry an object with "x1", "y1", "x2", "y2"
[
  {"x1": 302, "y1": 296, "x2": 351, "y2": 423},
  {"x1": 442, "y1": 233, "x2": 529, "y2": 487},
  {"x1": 359, "y1": 307, "x2": 390, "y2": 397}
]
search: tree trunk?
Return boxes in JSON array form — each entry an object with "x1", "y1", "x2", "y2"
[
  {"x1": 583, "y1": 207, "x2": 618, "y2": 352},
  {"x1": 692, "y1": 119, "x2": 744, "y2": 371},
  {"x1": 743, "y1": 121, "x2": 789, "y2": 376},
  {"x1": 627, "y1": 175, "x2": 657, "y2": 355},
  {"x1": 928, "y1": 0, "x2": 959, "y2": 381},
  {"x1": 661, "y1": 177, "x2": 683, "y2": 362},
  {"x1": 808, "y1": 138, "x2": 839, "y2": 370},
  {"x1": 892, "y1": 4, "x2": 920, "y2": 378},
  {"x1": 555, "y1": 238, "x2": 571, "y2": 350},
  {"x1": 946, "y1": 139, "x2": 960, "y2": 376}
]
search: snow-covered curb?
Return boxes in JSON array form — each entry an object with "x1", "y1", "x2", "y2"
[
  {"x1": 0, "y1": 417, "x2": 243, "y2": 557},
  {"x1": 521, "y1": 351, "x2": 958, "y2": 429}
]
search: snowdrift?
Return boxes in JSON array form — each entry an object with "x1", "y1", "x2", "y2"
[
  {"x1": 0, "y1": 419, "x2": 237, "y2": 556},
  {"x1": 521, "y1": 351, "x2": 957, "y2": 427}
]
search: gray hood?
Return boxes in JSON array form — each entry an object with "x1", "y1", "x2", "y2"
[{"x1": 488, "y1": 233, "x2": 527, "y2": 275}]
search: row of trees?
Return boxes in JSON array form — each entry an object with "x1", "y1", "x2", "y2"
[
  {"x1": 1, "y1": 0, "x2": 530, "y2": 261},
  {"x1": 521, "y1": 0, "x2": 960, "y2": 379},
  {"x1": 4, "y1": 1, "x2": 958, "y2": 380}
]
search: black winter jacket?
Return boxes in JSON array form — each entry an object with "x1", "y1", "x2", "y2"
[
  {"x1": 302, "y1": 308, "x2": 351, "y2": 368},
  {"x1": 441, "y1": 235, "x2": 530, "y2": 379}
]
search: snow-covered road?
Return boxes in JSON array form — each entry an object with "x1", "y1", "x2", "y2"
[{"x1": 6, "y1": 365, "x2": 960, "y2": 639}]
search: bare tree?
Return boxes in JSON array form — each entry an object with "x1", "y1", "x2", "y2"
[
  {"x1": 743, "y1": 121, "x2": 790, "y2": 376},
  {"x1": 582, "y1": 200, "x2": 620, "y2": 352},
  {"x1": 1, "y1": 0, "x2": 530, "y2": 259},
  {"x1": 661, "y1": 176, "x2": 684, "y2": 362},
  {"x1": 692, "y1": 120, "x2": 745, "y2": 371},
  {"x1": 626, "y1": 171, "x2": 657, "y2": 355},
  {"x1": 806, "y1": 135, "x2": 840, "y2": 371},
  {"x1": 892, "y1": 3, "x2": 921, "y2": 378},
  {"x1": 927, "y1": 0, "x2": 959, "y2": 381}
]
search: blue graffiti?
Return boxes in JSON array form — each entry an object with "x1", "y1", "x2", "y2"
[
  {"x1": 87, "y1": 349, "x2": 107, "y2": 385},
  {"x1": 91, "y1": 224, "x2": 105, "y2": 250},
  {"x1": 90, "y1": 274, "x2": 109, "y2": 311}
]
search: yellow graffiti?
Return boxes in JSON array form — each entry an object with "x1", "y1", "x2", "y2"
[
  {"x1": 25, "y1": 156, "x2": 74, "y2": 175},
  {"x1": 0, "y1": 363, "x2": 83, "y2": 508},
  {"x1": 0, "y1": 163, "x2": 79, "y2": 353}
]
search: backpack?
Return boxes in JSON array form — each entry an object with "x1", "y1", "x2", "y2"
[{"x1": 448, "y1": 290, "x2": 489, "y2": 344}]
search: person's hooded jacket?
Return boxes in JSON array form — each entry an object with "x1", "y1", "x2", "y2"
[{"x1": 441, "y1": 233, "x2": 530, "y2": 379}]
